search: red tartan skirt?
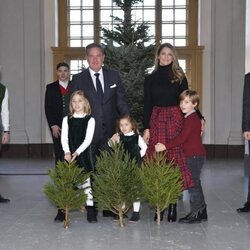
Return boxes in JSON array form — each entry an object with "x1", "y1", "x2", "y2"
[{"x1": 146, "y1": 106, "x2": 194, "y2": 190}]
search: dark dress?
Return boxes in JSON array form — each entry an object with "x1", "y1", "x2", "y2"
[
  {"x1": 120, "y1": 134, "x2": 142, "y2": 166},
  {"x1": 143, "y1": 64, "x2": 193, "y2": 189},
  {"x1": 68, "y1": 115, "x2": 94, "y2": 172}
]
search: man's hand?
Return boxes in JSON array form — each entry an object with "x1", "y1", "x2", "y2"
[
  {"x1": 51, "y1": 125, "x2": 61, "y2": 138},
  {"x1": 2, "y1": 132, "x2": 10, "y2": 144},
  {"x1": 244, "y1": 131, "x2": 250, "y2": 140}
]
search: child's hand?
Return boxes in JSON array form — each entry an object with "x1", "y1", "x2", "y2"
[
  {"x1": 71, "y1": 152, "x2": 78, "y2": 162},
  {"x1": 111, "y1": 133, "x2": 120, "y2": 143},
  {"x1": 64, "y1": 152, "x2": 72, "y2": 162},
  {"x1": 155, "y1": 143, "x2": 166, "y2": 152}
]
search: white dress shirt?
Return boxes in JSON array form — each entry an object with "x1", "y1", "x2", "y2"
[
  {"x1": 1, "y1": 88, "x2": 9, "y2": 131},
  {"x1": 89, "y1": 68, "x2": 104, "y2": 93}
]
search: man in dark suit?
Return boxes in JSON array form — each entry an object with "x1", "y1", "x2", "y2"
[
  {"x1": 45, "y1": 62, "x2": 71, "y2": 222},
  {"x1": 237, "y1": 72, "x2": 250, "y2": 213},
  {"x1": 70, "y1": 43, "x2": 129, "y2": 159},
  {"x1": 70, "y1": 43, "x2": 130, "y2": 217}
]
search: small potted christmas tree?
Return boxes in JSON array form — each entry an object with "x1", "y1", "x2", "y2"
[
  {"x1": 44, "y1": 160, "x2": 90, "y2": 228},
  {"x1": 93, "y1": 143, "x2": 141, "y2": 227},
  {"x1": 140, "y1": 153, "x2": 183, "y2": 225}
]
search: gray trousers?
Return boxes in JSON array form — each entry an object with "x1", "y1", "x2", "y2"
[{"x1": 187, "y1": 156, "x2": 206, "y2": 211}]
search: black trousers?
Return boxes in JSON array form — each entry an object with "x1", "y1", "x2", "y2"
[
  {"x1": 247, "y1": 141, "x2": 250, "y2": 201},
  {"x1": 52, "y1": 134, "x2": 64, "y2": 166}
]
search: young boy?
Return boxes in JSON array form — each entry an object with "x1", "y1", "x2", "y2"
[{"x1": 155, "y1": 89, "x2": 207, "y2": 224}]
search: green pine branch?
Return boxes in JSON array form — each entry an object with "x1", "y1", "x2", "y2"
[
  {"x1": 44, "y1": 161, "x2": 90, "y2": 228},
  {"x1": 93, "y1": 143, "x2": 141, "y2": 227},
  {"x1": 140, "y1": 153, "x2": 183, "y2": 225}
]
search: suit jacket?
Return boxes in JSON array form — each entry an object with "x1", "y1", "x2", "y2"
[
  {"x1": 45, "y1": 80, "x2": 65, "y2": 129},
  {"x1": 243, "y1": 73, "x2": 250, "y2": 132},
  {"x1": 70, "y1": 66, "x2": 129, "y2": 143}
]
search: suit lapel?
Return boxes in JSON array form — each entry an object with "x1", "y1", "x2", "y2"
[{"x1": 103, "y1": 68, "x2": 111, "y2": 103}]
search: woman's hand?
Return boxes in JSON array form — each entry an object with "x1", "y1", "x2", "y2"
[
  {"x1": 143, "y1": 129, "x2": 150, "y2": 144},
  {"x1": 155, "y1": 142, "x2": 166, "y2": 152}
]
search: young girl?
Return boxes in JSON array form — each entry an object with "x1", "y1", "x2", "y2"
[
  {"x1": 110, "y1": 114, "x2": 147, "y2": 222},
  {"x1": 61, "y1": 90, "x2": 97, "y2": 223}
]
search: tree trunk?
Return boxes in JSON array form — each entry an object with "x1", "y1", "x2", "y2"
[
  {"x1": 157, "y1": 206, "x2": 161, "y2": 225},
  {"x1": 64, "y1": 207, "x2": 70, "y2": 229}
]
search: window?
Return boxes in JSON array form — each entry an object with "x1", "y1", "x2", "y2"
[
  {"x1": 52, "y1": 0, "x2": 203, "y2": 104},
  {"x1": 66, "y1": 0, "x2": 188, "y2": 46}
]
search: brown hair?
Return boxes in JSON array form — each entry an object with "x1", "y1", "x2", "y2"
[
  {"x1": 69, "y1": 90, "x2": 91, "y2": 115},
  {"x1": 153, "y1": 43, "x2": 185, "y2": 83},
  {"x1": 116, "y1": 114, "x2": 138, "y2": 135},
  {"x1": 179, "y1": 89, "x2": 200, "y2": 108},
  {"x1": 56, "y1": 62, "x2": 69, "y2": 70}
]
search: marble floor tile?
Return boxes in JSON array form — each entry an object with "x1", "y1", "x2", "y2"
[{"x1": 0, "y1": 157, "x2": 250, "y2": 250}]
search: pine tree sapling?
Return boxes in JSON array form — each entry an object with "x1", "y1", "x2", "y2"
[
  {"x1": 44, "y1": 161, "x2": 90, "y2": 228},
  {"x1": 93, "y1": 143, "x2": 141, "y2": 227},
  {"x1": 140, "y1": 153, "x2": 183, "y2": 225}
]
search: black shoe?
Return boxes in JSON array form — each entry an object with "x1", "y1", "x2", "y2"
[
  {"x1": 237, "y1": 201, "x2": 250, "y2": 213},
  {"x1": 167, "y1": 204, "x2": 177, "y2": 222},
  {"x1": 179, "y1": 211, "x2": 201, "y2": 224},
  {"x1": 179, "y1": 206, "x2": 207, "y2": 224},
  {"x1": 0, "y1": 195, "x2": 10, "y2": 203},
  {"x1": 154, "y1": 209, "x2": 165, "y2": 221},
  {"x1": 86, "y1": 206, "x2": 97, "y2": 223},
  {"x1": 103, "y1": 210, "x2": 116, "y2": 217},
  {"x1": 129, "y1": 212, "x2": 140, "y2": 223},
  {"x1": 54, "y1": 209, "x2": 65, "y2": 222},
  {"x1": 199, "y1": 206, "x2": 208, "y2": 221}
]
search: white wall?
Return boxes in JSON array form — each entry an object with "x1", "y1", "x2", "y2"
[
  {"x1": 0, "y1": 0, "x2": 247, "y2": 146},
  {"x1": 0, "y1": 0, "x2": 55, "y2": 144},
  {"x1": 200, "y1": 0, "x2": 245, "y2": 145},
  {"x1": 247, "y1": 0, "x2": 250, "y2": 72}
]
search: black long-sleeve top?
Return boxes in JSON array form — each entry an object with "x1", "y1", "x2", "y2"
[{"x1": 143, "y1": 64, "x2": 188, "y2": 129}]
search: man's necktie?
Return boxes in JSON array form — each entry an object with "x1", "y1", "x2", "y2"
[{"x1": 94, "y1": 73, "x2": 104, "y2": 102}]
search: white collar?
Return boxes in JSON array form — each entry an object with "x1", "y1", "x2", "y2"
[
  {"x1": 59, "y1": 80, "x2": 68, "y2": 89},
  {"x1": 89, "y1": 67, "x2": 103, "y2": 77},
  {"x1": 123, "y1": 131, "x2": 135, "y2": 136},
  {"x1": 184, "y1": 109, "x2": 196, "y2": 118},
  {"x1": 72, "y1": 113, "x2": 87, "y2": 118}
]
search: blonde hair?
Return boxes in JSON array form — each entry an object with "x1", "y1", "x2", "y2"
[
  {"x1": 153, "y1": 43, "x2": 185, "y2": 83},
  {"x1": 179, "y1": 89, "x2": 200, "y2": 108},
  {"x1": 69, "y1": 90, "x2": 91, "y2": 115}
]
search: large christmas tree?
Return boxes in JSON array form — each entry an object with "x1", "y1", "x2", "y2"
[{"x1": 102, "y1": 0, "x2": 155, "y2": 129}]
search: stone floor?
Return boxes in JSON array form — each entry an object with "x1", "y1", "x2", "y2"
[{"x1": 0, "y1": 158, "x2": 250, "y2": 250}]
